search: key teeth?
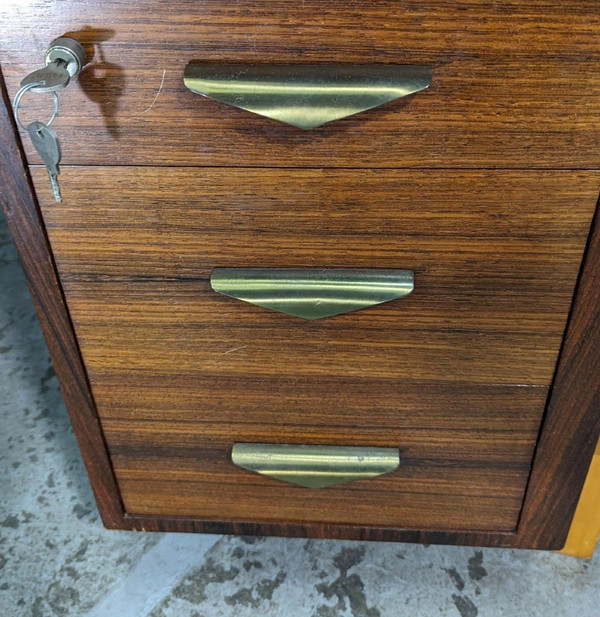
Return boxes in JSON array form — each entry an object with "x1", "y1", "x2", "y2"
[{"x1": 47, "y1": 172, "x2": 62, "y2": 203}]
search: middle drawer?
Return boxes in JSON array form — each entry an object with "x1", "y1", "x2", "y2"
[{"x1": 36, "y1": 167, "x2": 598, "y2": 387}]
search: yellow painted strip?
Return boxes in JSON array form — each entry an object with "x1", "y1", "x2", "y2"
[{"x1": 560, "y1": 440, "x2": 600, "y2": 558}]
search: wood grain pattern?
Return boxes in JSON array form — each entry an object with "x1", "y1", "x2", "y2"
[
  {"x1": 0, "y1": 69, "x2": 125, "y2": 528},
  {"x1": 34, "y1": 167, "x2": 598, "y2": 385},
  {"x1": 3, "y1": 64, "x2": 600, "y2": 547},
  {"x1": 122, "y1": 515, "x2": 520, "y2": 546},
  {"x1": 29, "y1": 165, "x2": 596, "y2": 532},
  {"x1": 1, "y1": 1, "x2": 599, "y2": 168},
  {"x1": 105, "y1": 382, "x2": 546, "y2": 530},
  {"x1": 2, "y1": 0, "x2": 599, "y2": 546},
  {"x1": 517, "y1": 200, "x2": 600, "y2": 549}
]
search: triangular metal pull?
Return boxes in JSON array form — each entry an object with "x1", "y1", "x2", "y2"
[
  {"x1": 232, "y1": 444, "x2": 400, "y2": 489},
  {"x1": 210, "y1": 268, "x2": 414, "y2": 320},
  {"x1": 184, "y1": 63, "x2": 431, "y2": 129}
]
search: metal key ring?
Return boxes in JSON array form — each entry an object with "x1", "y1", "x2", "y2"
[{"x1": 13, "y1": 82, "x2": 59, "y2": 131}]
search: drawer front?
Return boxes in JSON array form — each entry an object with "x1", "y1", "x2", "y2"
[
  {"x1": 2, "y1": 1, "x2": 599, "y2": 168},
  {"x1": 105, "y1": 384, "x2": 548, "y2": 531},
  {"x1": 35, "y1": 167, "x2": 598, "y2": 385},
  {"x1": 32, "y1": 166, "x2": 598, "y2": 531}
]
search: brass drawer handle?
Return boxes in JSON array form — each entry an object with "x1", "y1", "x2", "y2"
[
  {"x1": 232, "y1": 443, "x2": 400, "y2": 489},
  {"x1": 210, "y1": 268, "x2": 414, "y2": 319},
  {"x1": 184, "y1": 63, "x2": 431, "y2": 129}
]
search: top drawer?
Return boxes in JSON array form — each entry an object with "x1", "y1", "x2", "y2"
[{"x1": 2, "y1": 0, "x2": 599, "y2": 168}]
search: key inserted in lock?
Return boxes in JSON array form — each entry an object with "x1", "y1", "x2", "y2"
[
  {"x1": 20, "y1": 37, "x2": 87, "y2": 93},
  {"x1": 14, "y1": 35, "x2": 87, "y2": 202}
]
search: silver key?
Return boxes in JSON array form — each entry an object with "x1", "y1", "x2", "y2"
[
  {"x1": 20, "y1": 60, "x2": 71, "y2": 93},
  {"x1": 27, "y1": 121, "x2": 63, "y2": 202}
]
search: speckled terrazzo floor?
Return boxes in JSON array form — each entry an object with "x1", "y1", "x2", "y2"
[{"x1": 1, "y1": 210, "x2": 599, "y2": 617}]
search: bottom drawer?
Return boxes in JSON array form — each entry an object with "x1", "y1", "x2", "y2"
[{"x1": 103, "y1": 381, "x2": 547, "y2": 531}]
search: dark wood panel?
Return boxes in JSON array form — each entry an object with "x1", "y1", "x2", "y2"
[
  {"x1": 103, "y1": 380, "x2": 546, "y2": 530},
  {"x1": 0, "y1": 69, "x2": 125, "y2": 527},
  {"x1": 121, "y1": 515, "x2": 520, "y2": 546},
  {"x1": 94, "y1": 373, "x2": 544, "y2": 430},
  {"x1": 97, "y1": 375, "x2": 546, "y2": 532},
  {"x1": 69, "y1": 323, "x2": 564, "y2": 384},
  {"x1": 34, "y1": 167, "x2": 598, "y2": 385},
  {"x1": 116, "y1": 476, "x2": 523, "y2": 531},
  {"x1": 516, "y1": 198, "x2": 600, "y2": 548},
  {"x1": 1, "y1": 1, "x2": 599, "y2": 167}
]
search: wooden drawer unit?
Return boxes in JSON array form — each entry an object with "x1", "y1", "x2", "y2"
[
  {"x1": 2, "y1": 2, "x2": 600, "y2": 169},
  {"x1": 1, "y1": 0, "x2": 599, "y2": 549}
]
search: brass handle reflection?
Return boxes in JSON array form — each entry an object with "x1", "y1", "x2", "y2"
[
  {"x1": 184, "y1": 63, "x2": 431, "y2": 129},
  {"x1": 232, "y1": 443, "x2": 400, "y2": 489},
  {"x1": 210, "y1": 268, "x2": 414, "y2": 320}
]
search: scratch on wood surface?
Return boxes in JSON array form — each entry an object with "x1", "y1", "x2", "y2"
[
  {"x1": 141, "y1": 69, "x2": 166, "y2": 114},
  {"x1": 220, "y1": 345, "x2": 247, "y2": 355}
]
